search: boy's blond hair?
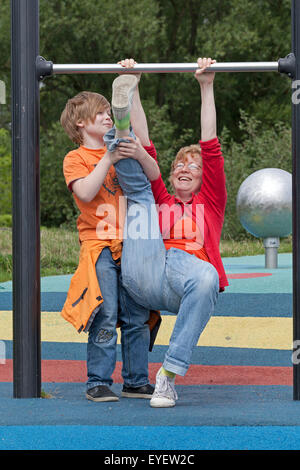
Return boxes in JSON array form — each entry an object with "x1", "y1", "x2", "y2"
[{"x1": 60, "y1": 91, "x2": 110, "y2": 145}]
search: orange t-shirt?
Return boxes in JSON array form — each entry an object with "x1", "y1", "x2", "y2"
[
  {"x1": 63, "y1": 146, "x2": 126, "y2": 242},
  {"x1": 164, "y1": 216, "x2": 210, "y2": 262}
]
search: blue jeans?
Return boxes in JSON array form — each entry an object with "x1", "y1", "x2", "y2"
[
  {"x1": 113, "y1": 155, "x2": 219, "y2": 376},
  {"x1": 104, "y1": 125, "x2": 135, "y2": 151},
  {"x1": 87, "y1": 247, "x2": 150, "y2": 390}
]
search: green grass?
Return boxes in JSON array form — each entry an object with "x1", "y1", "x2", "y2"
[
  {"x1": 220, "y1": 236, "x2": 292, "y2": 258},
  {"x1": 0, "y1": 227, "x2": 79, "y2": 282},
  {"x1": 0, "y1": 227, "x2": 293, "y2": 283}
]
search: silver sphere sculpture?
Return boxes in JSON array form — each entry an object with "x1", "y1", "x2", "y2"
[{"x1": 236, "y1": 168, "x2": 292, "y2": 268}]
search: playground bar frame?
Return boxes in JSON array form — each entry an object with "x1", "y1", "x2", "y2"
[
  {"x1": 10, "y1": 0, "x2": 300, "y2": 398},
  {"x1": 51, "y1": 62, "x2": 280, "y2": 74}
]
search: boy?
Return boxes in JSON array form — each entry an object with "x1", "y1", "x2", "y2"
[{"x1": 60, "y1": 75, "x2": 160, "y2": 402}]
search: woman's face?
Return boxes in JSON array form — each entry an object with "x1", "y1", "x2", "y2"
[{"x1": 170, "y1": 153, "x2": 203, "y2": 199}]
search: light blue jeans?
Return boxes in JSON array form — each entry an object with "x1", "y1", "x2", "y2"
[
  {"x1": 87, "y1": 247, "x2": 150, "y2": 390},
  {"x1": 112, "y1": 136, "x2": 219, "y2": 376}
]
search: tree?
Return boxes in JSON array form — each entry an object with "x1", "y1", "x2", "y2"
[{"x1": 0, "y1": 0, "x2": 294, "y2": 237}]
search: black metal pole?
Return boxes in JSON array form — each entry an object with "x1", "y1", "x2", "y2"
[
  {"x1": 11, "y1": 0, "x2": 41, "y2": 398},
  {"x1": 292, "y1": 0, "x2": 300, "y2": 401}
]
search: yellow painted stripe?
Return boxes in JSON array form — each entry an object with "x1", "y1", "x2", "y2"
[
  {"x1": 0, "y1": 311, "x2": 293, "y2": 349},
  {"x1": 200, "y1": 316, "x2": 292, "y2": 350},
  {"x1": 156, "y1": 315, "x2": 292, "y2": 350},
  {"x1": 0, "y1": 311, "x2": 293, "y2": 350}
]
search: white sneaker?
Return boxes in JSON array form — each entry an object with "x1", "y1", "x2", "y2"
[
  {"x1": 150, "y1": 367, "x2": 178, "y2": 408},
  {"x1": 111, "y1": 74, "x2": 138, "y2": 121}
]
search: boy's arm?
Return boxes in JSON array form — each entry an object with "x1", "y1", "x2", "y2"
[{"x1": 72, "y1": 150, "x2": 126, "y2": 203}]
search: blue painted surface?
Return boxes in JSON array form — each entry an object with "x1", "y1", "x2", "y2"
[
  {"x1": 0, "y1": 383, "x2": 299, "y2": 427},
  {"x1": 0, "y1": 292, "x2": 293, "y2": 316},
  {"x1": 0, "y1": 424, "x2": 300, "y2": 450},
  {"x1": 0, "y1": 253, "x2": 298, "y2": 450}
]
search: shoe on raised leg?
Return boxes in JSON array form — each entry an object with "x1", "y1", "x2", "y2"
[
  {"x1": 150, "y1": 367, "x2": 178, "y2": 408},
  {"x1": 111, "y1": 74, "x2": 138, "y2": 129}
]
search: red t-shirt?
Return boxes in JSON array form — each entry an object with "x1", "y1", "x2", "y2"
[{"x1": 164, "y1": 216, "x2": 210, "y2": 262}]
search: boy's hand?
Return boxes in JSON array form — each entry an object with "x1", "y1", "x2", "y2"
[
  {"x1": 194, "y1": 57, "x2": 216, "y2": 84},
  {"x1": 107, "y1": 148, "x2": 129, "y2": 165},
  {"x1": 107, "y1": 137, "x2": 145, "y2": 165},
  {"x1": 118, "y1": 58, "x2": 141, "y2": 83},
  {"x1": 117, "y1": 136, "x2": 147, "y2": 161}
]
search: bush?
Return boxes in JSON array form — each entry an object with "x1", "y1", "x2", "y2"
[
  {"x1": 40, "y1": 122, "x2": 80, "y2": 229},
  {"x1": 220, "y1": 111, "x2": 292, "y2": 239},
  {"x1": 0, "y1": 214, "x2": 12, "y2": 227},
  {"x1": 0, "y1": 124, "x2": 80, "y2": 230}
]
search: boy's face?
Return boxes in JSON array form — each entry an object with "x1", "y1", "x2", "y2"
[{"x1": 79, "y1": 107, "x2": 113, "y2": 140}]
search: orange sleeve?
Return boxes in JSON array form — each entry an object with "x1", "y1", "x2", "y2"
[{"x1": 63, "y1": 151, "x2": 90, "y2": 191}]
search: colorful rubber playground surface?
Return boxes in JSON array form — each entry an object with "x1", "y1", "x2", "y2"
[{"x1": 1, "y1": 252, "x2": 300, "y2": 450}]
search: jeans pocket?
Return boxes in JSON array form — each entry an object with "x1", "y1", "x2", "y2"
[
  {"x1": 163, "y1": 272, "x2": 182, "y2": 314},
  {"x1": 165, "y1": 250, "x2": 186, "y2": 296}
]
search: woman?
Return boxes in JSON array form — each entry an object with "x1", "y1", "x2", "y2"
[{"x1": 108, "y1": 57, "x2": 228, "y2": 408}]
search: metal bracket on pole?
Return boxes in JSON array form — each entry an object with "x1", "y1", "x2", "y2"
[
  {"x1": 278, "y1": 52, "x2": 296, "y2": 78},
  {"x1": 36, "y1": 55, "x2": 53, "y2": 81}
]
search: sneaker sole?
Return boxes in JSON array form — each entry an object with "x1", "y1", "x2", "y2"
[
  {"x1": 150, "y1": 397, "x2": 176, "y2": 408},
  {"x1": 86, "y1": 394, "x2": 119, "y2": 403},
  {"x1": 121, "y1": 391, "x2": 153, "y2": 399},
  {"x1": 112, "y1": 75, "x2": 138, "y2": 109}
]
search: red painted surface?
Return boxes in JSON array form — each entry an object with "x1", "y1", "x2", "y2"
[
  {"x1": 226, "y1": 273, "x2": 272, "y2": 279},
  {"x1": 0, "y1": 360, "x2": 292, "y2": 386}
]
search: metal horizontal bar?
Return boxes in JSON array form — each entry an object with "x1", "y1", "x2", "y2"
[{"x1": 52, "y1": 61, "x2": 279, "y2": 74}]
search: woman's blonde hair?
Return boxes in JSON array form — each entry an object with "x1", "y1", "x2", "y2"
[{"x1": 60, "y1": 91, "x2": 110, "y2": 145}]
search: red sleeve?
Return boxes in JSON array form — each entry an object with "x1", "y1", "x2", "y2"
[
  {"x1": 143, "y1": 141, "x2": 158, "y2": 161},
  {"x1": 143, "y1": 141, "x2": 172, "y2": 205},
  {"x1": 197, "y1": 137, "x2": 227, "y2": 216}
]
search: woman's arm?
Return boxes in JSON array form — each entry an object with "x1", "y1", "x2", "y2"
[
  {"x1": 116, "y1": 136, "x2": 160, "y2": 181},
  {"x1": 118, "y1": 58, "x2": 151, "y2": 146},
  {"x1": 194, "y1": 59, "x2": 226, "y2": 215},
  {"x1": 194, "y1": 57, "x2": 217, "y2": 142}
]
